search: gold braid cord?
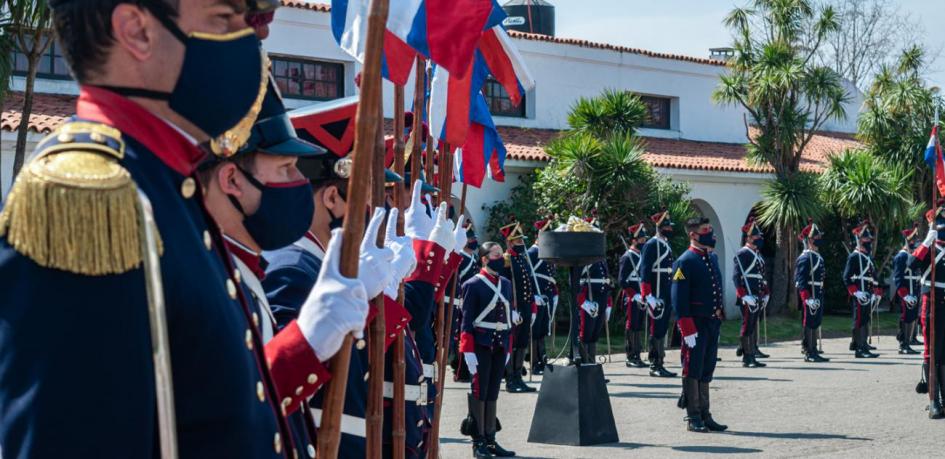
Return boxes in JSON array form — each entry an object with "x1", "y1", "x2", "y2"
[{"x1": 0, "y1": 121, "x2": 162, "y2": 276}]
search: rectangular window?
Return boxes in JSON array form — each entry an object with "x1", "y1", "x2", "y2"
[
  {"x1": 11, "y1": 33, "x2": 72, "y2": 80},
  {"x1": 271, "y1": 55, "x2": 344, "y2": 101},
  {"x1": 483, "y1": 77, "x2": 526, "y2": 118},
  {"x1": 639, "y1": 95, "x2": 672, "y2": 130}
]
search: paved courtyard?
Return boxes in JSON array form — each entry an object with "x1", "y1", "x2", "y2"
[{"x1": 439, "y1": 336, "x2": 939, "y2": 458}]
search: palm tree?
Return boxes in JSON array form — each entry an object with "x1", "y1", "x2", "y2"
[
  {"x1": 7, "y1": 0, "x2": 52, "y2": 180},
  {"x1": 713, "y1": 0, "x2": 850, "y2": 312},
  {"x1": 568, "y1": 89, "x2": 648, "y2": 141}
]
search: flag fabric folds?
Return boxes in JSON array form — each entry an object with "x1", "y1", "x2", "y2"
[
  {"x1": 454, "y1": 95, "x2": 507, "y2": 188},
  {"x1": 331, "y1": 0, "x2": 417, "y2": 85},
  {"x1": 925, "y1": 125, "x2": 945, "y2": 197}
]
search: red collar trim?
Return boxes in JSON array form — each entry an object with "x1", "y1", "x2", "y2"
[
  {"x1": 304, "y1": 231, "x2": 326, "y2": 252},
  {"x1": 224, "y1": 235, "x2": 266, "y2": 279},
  {"x1": 479, "y1": 269, "x2": 499, "y2": 283},
  {"x1": 630, "y1": 247, "x2": 641, "y2": 253},
  {"x1": 76, "y1": 85, "x2": 206, "y2": 176},
  {"x1": 689, "y1": 246, "x2": 708, "y2": 256}
]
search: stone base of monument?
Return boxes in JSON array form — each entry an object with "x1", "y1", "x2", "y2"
[{"x1": 526, "y1": 363, "x2": 619, "y2": 446}]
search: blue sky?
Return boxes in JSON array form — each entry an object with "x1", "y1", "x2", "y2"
[{"x1": 551, "y1": 0, "x2": 944, "y2": 89}]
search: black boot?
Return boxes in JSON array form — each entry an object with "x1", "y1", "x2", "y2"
[
  {"x1": 650, "y1": 341, "x2": 677, "y2": 377},
  {"x1": 532, "y1": 339, "x2": 546, "y2": 375},
  {"x1": 849, "y1": 327, "x2": 857, "y2": 351},
  {"x1": 742, "y1": 336, "x2": 765, "y2": 368},
  {"x1": 587, "y1": 342, "x2": 597, "y2": 364},
  {"x1": 470, "y1": 398, "x2": 494, "y2": 458},
  {"x1": 485, "y1": 401, "x2": 514, "y2": 456},
  {"x1": 629, "y1": 332, "x2": 647, "y2": 367},
  {"x1": 805, "y1": 329, "x2": 828, "y2": 362},
  {"x1": 931, "y1": 365, "x2": 945, "y2": 420},
  {"x1": 752, "y1": 331, "x2": 769, "y2": 359},
  {"x1": 917, "y1": 361, "x2": 930, "y2": 394},
  {"x1": 861, "y1": 327, "x2": 879, "y2": 358},
  {"x1": 625, "y1": 331, "x2": 634, "y2": 367},
  {"x1": 683, "y1": 378, "x2": 707, "y2": 432},
  {"x1": 901, "y1": 322, "x2": 920, "y2": 354},
  {"x1": 700, "y1": 381, "x2": 727, "y2": 432}
]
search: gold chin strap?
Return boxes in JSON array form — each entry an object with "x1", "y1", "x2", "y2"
[{"x1": 209, "y1": 51, "x2": 270, "y2": 157}]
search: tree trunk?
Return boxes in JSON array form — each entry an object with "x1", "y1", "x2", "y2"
[
  {"x1": 770, "y1": 222, "x2": 795, "y2": 315},
  {"x1": 12, "y1": 51, "x2": 41, "y2": 179}
]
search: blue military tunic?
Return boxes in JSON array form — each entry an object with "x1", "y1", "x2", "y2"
[
  {"x1": 449, "y1": 251, "x2": 481, "y2": 374},
  {"x1": 618, "y1": 247, "x2": 646, "y2": 332},
  {"x1": 641, "y1": 236, "x2": 675, "y2": 338},
  {"x1": 732, "y1": 246, "x2": 767, "y2": 337},
  {"x1": 671, "y1": 247, "x2": 723, "y2": 382},
  {"x1": 795, "y1": 249, "x2": 826, "y2": 329},
  {"x1": 527, "y1": 244, "x2": 558, "y2": 337},
  {"x1": 459, "y1": 271, "x2": 514, "y2": 402},
  {"x1": 577, "y1": 260, "x2": 612, "y2": 343},
  {"x1": 500, "y1": 243, "x2": 539, "y2": 349},
  {"x1": 892, "y1": 249, "x2": 921, "y2": 323},
  {"x1": 0, "y1": 87, "x2": 298, "y2": 458},
  {"x1": 842, "y1": 250, "x2": 880, "y2": 330}
]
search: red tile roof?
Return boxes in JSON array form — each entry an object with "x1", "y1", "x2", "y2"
[
  {"x1": 279, "y1": 2, "x2": 728, "y2": 68},
  {"x1": 6, "y1": 92, "x2": 858, "y2": 174},
  {"x1": 2, "y1": 91, "x2": 75, "y2": 134}
]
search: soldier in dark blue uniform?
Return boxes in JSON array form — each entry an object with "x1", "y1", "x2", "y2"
[
  {"x1": 459, "y1": 241, "x2": 516, "y2": 458},
  {"x1": 733, "y1": 219, "x2": 769, "y2": 368},
  {"x1": 641, "y1": 210, "x2": 678, "y2": 377},
  {"x1": 498, "y1": 221, "x2": 539, "y2": 393},
  {"x1": 577, "y1": 257, "x2": 613, "y2": 363},
  {"x1": 450, "y1": 223, "x2": 481, "y2": 382},
  {"x1": 842, "y1": 220, "x2": 882, "y2": 358},
  {"x1": 528, "y1": 217, "x2": 559, "y2": 375},
  {"x1": 672, "y1": 217, "x2": 728, "y2": 433},
  {"x1": 795, "y1": 220, "x2": 829, "y2": 362},
  {"x1": 893, "y1": 225, "x2": 921, "y2": 355},
  {"x1": 620, "y1": 222, "x2": 650, "y2": 368},
  {"x1": 910, "y1": 206, "x2": 945, "y2": 418},
  {"x1": 0, "y1": 3, "x2": 369, "y2": 457}
]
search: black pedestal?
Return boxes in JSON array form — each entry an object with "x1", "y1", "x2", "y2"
[{"x1": 527, "y1": 364, "x2": 619, "y2": 446}]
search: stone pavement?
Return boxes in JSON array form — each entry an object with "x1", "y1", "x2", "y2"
[{"x1": 438, "y1": 337, "x2": 940, "y2": 458}]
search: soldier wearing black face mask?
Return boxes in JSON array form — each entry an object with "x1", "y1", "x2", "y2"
[
  {"x1": 733, "y1": 218, "x2": 769, "y2": 368},
  {"x1": 910, "y1": 204, "x2": 945, "y2": 419},
  {"x1": 641, "y1": 210, "x2": 678, "y2": 378},
  {"x1": 842, "y1": 220, "x2": 882, "y2": 358},
  {"x1": 796, "y1": 219, "x2": 829, "y2": 362},
  {"x1": 450, "y1": 223, "x2": 482, "y2": 382},
  {"x1": 893, "y1": 225, "x2": 921, "y2": 355},
  {"x1": 498, "y1": 221, "x2": 539, "y2": 393}
]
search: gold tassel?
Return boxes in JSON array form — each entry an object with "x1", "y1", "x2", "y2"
[{"x1": 0, "y1": 149, "x2": 160, "y2": 276}]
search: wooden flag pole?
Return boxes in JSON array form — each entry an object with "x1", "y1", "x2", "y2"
[
  {"x1": 930, "y1": 92, "x2": 940, "y2": 406},
  {"x1": 391, "y1": 81, "x2": 409, "y2": 459},
  {"x1": 318, "y1": 0, "x2": 389, "y2": 456},
  {"x1": 365, "y1": 82, "x2": 388, "y2": 457}
]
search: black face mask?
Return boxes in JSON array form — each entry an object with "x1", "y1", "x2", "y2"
[
  {"x1": 99, "y1": 8, "x2": 266, "y2": 143},
  {"x1": 813, "y1": 238, "x2": 825, "y2": 247},
  {"x1": 660, "y1": 225, "x2": 674, "y2": 237},
  {"x1": 698, "y1": 231, "x2": 716, "y2": 248},
  {"x1": 861, "y1": 241, "x2": 873, "y2": 253},
  {"x1": 229, "y1": 165, "x2": 314, "y2": 251},
  {"x1": 466, "y1": 240, "x2": 479, "y2": 251},
  {"x1": 327, "y1": 206, "x2": 345, "y2": 231},
  {"x1": 752, "y1": 237, "x2": 764, "y2": 249},
  {"x1": 486, "y1": 258, "x2": 505, "y2": 273}
]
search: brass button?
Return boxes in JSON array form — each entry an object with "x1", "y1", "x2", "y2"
[
  {"x1": 89, "y1": 131, "x2": 106, "y2": 143},
  {"x1": 389, "y1": 333, "x2": 396, "y2": 338},
  {"x1": 245, "y1": 329, "x2": 253, "y2": 350},
  {"x1": 416, "y1": 420, "x2": 423, "y2": 427},
  {"x1": 307, "y1": 373, "x2": 318, "y2": 384},
  {"x1": 57, "y1": 132, "x2": 74, "y2": 143},
  {"x1": 180, "y1": 177, "x2": 196, "y2": 199},
  {"x1": 234, "y1": 268, "x2": 242, "y2": 284},
  {"x1": 252, "y1": 312, "x2": 260, "y2": 327},
  {"x1": 356, "y1": 340, "x2": 366, "y2": 350},
  {"x1": 274, "y1": 433, "x2": 282, "y2": 454},
  {"x1": 204, "y1": 231, "x2": 213, "y2": 250},
  {"x1": 418, "y1": 374, "x2": 424, "y2": 383},
  {"x1": 227, "y1": 279, "x2": 238, "y2": 299},
  {"x1": 256, "y1": 381, "x2": 265, "y2": 402},
  {"x1": 307, "y1": 444, "x2": 316, "y2": 458},
  {"x1": 282, "y1": 397, "x2": 292, "y2": 408},
  {"x1": 295, "y1": 386, "x2": 303, "y2": 396}
]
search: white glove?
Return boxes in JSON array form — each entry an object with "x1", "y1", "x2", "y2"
[
  {"x1": 683, "y1": 333, "x2": 698, "y2": 348},
  {"x1": 452, "y1": 214, "x2": 468, "y2": 254},
  {"x1": 854, "y1": 291, "x2": 869, "y2": 303},
  {"x1": 581, "y1": 300, "x2": 599, "y2": 317},
  {"x1": 534, "y1": 295, "x2": 545, "y2": 306},
  {"x1": 384, "y1": 208, "x2": 417, "y2": 282},
  {"x1": 742, "y1": 295, "x2": 758, "y2": 306},
  {"x1": 427, "y1": 202, "x2": 455, "y2": 250},
  {"x1": 512, "y1": 310, "x2": 523, "y2": 325},
  {"x1": 924, "y1": 227, "x2": 938, "y2": 248},
  {"x1": 358, "y1": 208, "x2": 396, "y2": 299},
  {"x1": 297, "y1": 229, "x2": 370, "y2": 361},
  {"x1": 905, "y1": 295, "x2": 918, "y2": 306},
  {"x1": 404, "y1": 181, "x2": 434, "y2": 240},
  {"x1": 762, "y1": 295, "x2": 770, "y2": 308},
  {"x1": 632, "y1": 293, "x2": 642, "y2": 304},
  {"x1": 606, "y1": 306, "x2": 612, "y2": 322},
  {"x1": 464, "y1": 352, "x2": 478, "y2": 375},
  {"x1": 646, "y1": 294, "x2": 658, "y2": 309},
  {"x1": 805, "y1": 298, "x2": 818, "y2": 308}
]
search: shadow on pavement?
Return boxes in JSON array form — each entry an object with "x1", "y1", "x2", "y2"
[
  {"x1": 723, "y1": 431, "x2": 872, "y2": 441},
  {"x1": 440, "y1": 436, "x2": 468, "y2": 445},
  {"x1": 609, "y1": 391, "x2": 679, "y2": 399},
  {"x1": 712, "y1": 376, "x2": 792, "y2": 382},
  {"x1": 763, "y1": 365, "x2": 868, "y2": 372},
  {"x1": 591, "y1": 441, "x2": 660, "y2": 450},
  {"x1": 672, "y1": 445, "x2": 763, "y2": 454},
  {"x1": 607, "y1": 382, "x2": 680, "y2": 389}
]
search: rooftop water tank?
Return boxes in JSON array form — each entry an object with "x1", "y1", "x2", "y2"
[{"x1": 501, "y1": 0, "x2": 555, "y2": 37}]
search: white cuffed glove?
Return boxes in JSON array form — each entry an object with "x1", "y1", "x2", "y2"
[
  {"x1": 534, "y1": 295, "x2": 544, "y2": 306},
  {"x1": 581, "y1": 300, "x2": 599, "y2": 317},
  {"x1": 297, "y1": 229, "x2": 370, "y2": 361},
  {"x1": 683, "y1": 333, "x2": 698, "y2": 348},
  {"x1": 404, "y1": 181, "x2": 434, "y2": 240},
  {"x1": 606, "y1": 306, "x2": 612, "y2": 322},
  {"x1": 805, "y1": 298, "x2": 818, "y2": 308},
  {"x1": 742, "y1": 295, "x2": 758, "y2": 306},
  {"x1": 854, "y1": 291, "x2": 869, "y2": 303},
  {"x1": 358, "y1": 208, "x2": 395, "y2": 299},
  {"x1": 924, "y1": 227, "x2": 938, "y2": 248},
  {"x1": 905, "y1": 295, "x2": 918, "y2": 306},
  {"x1": 452, "y1": 214, "x2": 468, "y2": 254},
  {"x1": 646, "y1": 294, "x2": 658, "y2": 309},
  {"x1": 464, "y1": 352, "x2": 478, "y2": 375},
  {"x1": 428, "y1": 203, "x2": 455, "y2": 250},
  {"x1": 871, "y1": 293, "x2": 882, "y2": 304},
  {"x1": 632, "y1": 293, "x2": 642, "y2": 304},
  {"x1": 384, "y1": 208, "x2": 417, "y2": 282},
  {"x1": 512, "y1": 310, "x2": 523, "y2": 325}
]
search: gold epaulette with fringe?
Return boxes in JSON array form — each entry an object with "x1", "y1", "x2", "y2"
[{"x1": 0, "y1": 121, "x2": 162, "y2": 276}]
